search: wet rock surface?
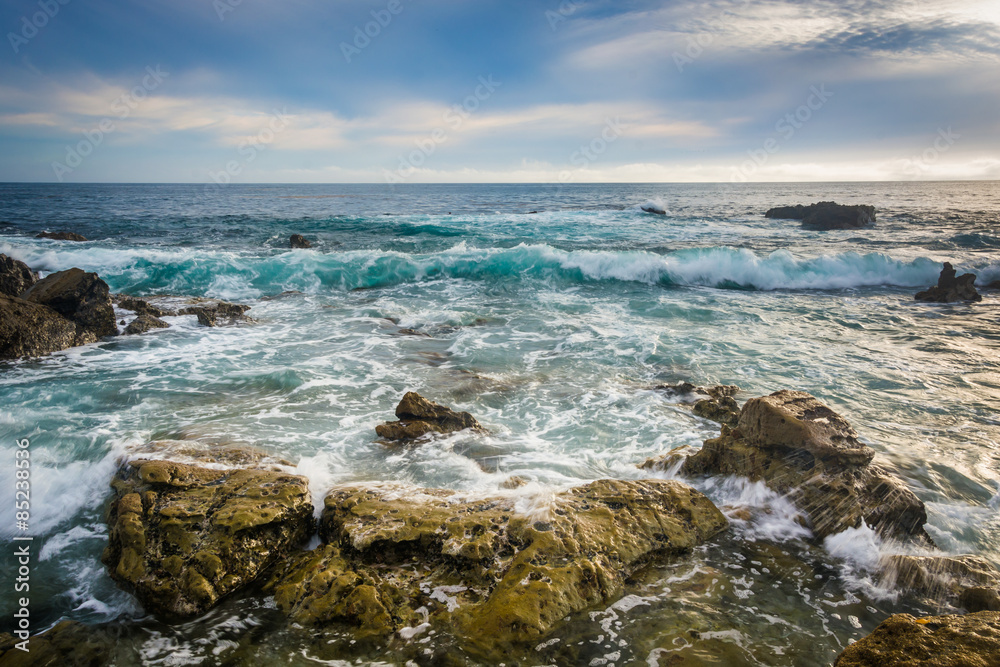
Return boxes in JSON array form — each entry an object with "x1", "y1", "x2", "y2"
[
  {"x1": 375, "y1": 392, "x2": 486, "y2": 441},
  {"x1": 915, "y1": 262, "x2": 982, "y2": 302},
  {"x1": 124, "y1": 312, "x2": 170, "y2": 335},
  {"x1": 765, "y1": 201, "x2": 876, "y2": 230},
  {"x1": 102, "y1": 459, "x2": 313, "y2": 619},
  {"x1": 0, "y1": 620, "x2": 119, "y2": 667},
  {"x1": 0, "y1": 254, "x2": 37, "y2": 297},
  {"x1": 21, "y1": 268, "x2": 117, "y2": 343},
  {"x1": 682, "y1": 390, "x2": 931, "y2": 542},
  {"x1": 0, "y1": 294, "x2": 78, "y2": 360},
  {"x1": 267, "y1": 478, "x2": 727, "y2": 654},
  {"x1": 35, "y1": 230, "x2": 88, "y2": 241},
  {"x1": 181, "y1": 301, "x2": 251, "y2": 327},
  {"x1": 289, "y1": 233, "x2": 312, "y2": 248},
  {"x1": 115, "y1": 295, "x2": 176, "y2": 318},
  {"x1": 834, "y1": 611, "x2": 1000, "y2": 667},
  {"x1": 880, "y1": 554, "x2": 1000, "y2": 608}
]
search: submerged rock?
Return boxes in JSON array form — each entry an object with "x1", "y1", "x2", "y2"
[
  {"x1": 834, "y1": 611, "x2": 1000, "y2": 667},
  {"x1": 115, "y1": 295, "x2": 176, "y2": 318},
  {"x1": 36, "y1": 230, "x2": 88, "y2": 241},
  {"x1": 765, "y1": 201, "x2": 876, "y2": 230},
  {"x1": 654, "y1": 382, "x2": 738, "y2": 402},
  {"x1": 289, "y1": 234, "x2": 312, "y2": 249},
  {"x1": 915, "y1": 262, "x2": 982, "y2": 303},
  {"x1": 102, "y1": 459, "x2": 313, "y2": 619},
  {"x1": 683, "y1": 390, "x2": 931, "y2": 543},
  {"x1": 0, "y1": 295, "x2": 77, "y2": 360},
  {"x1": 124, "y1": 312, "x2": 170, "y2": 335},
  {"x1": 267, "y1": 478, "x2": 727, "y2": 652},
  {"x1": 0, "y1": 254, "x2": 37, "y2": 297},
  {"x1": 654, "y1": 383, "x2": 741, "y2": 426},
  {"x1": 375, "y1": 392, "x2": 485, "y2": 441},
  {"x1": 180, "y1": 301, "x2": 251, "y2": 327},
  {"x1": 0, "y1": 620, "x2": 118, "y2": 666},
  {"x1": 641, "y1": 205, "x2": 666, "y2": 215},
  {"x1": 21, "y1": 268, "x2": 117, "y2": 343}
]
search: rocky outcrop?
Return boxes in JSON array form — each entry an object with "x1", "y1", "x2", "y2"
[
  {"x1": 879, "y1": 554, "x2": 1000, "y2": 609},
  {"x1": 267, "y1": 479, "x2": 727, "y2": 653},
  {"x1": 289, "y1": 234, "x2": 312, "y2": 249},
  {"x1": 834, "y1": 611, "x2": 1000, "y2": 667},
  {"x1": 22, "y1": 268, "x2": 117, "y2": 343},
  {"x1": 0, "y1": 294, "x2": 78, "y2": 360},
  {"x1": 102, "y1": 459, "x2": 313, "y2": 619},
  {"x1": 180, "y1": 301, "x2": 251, "y2": 327},
  {"x1": 765, "y1": 201, "x2": 876, "y2": 230},
  {"x1": 693, "y1": 395, "x2": 740, "y2": 426},
  {"x1": 0, "y1": 254, "x2": 37, "y2": 297},
  {"x1": 960, "y1": 587, "x2": 1000, "y2": 613},
  {"x1": 115, "y1": 295, "x2": 175, "y2": 318},
  {"x1": 655, "y1": 383, "x2": 741, "y2": 426},
  {"x1": 682, "y1": 390, "x2": 931, "y2": 543},
  {"x1": 36, "y1": 231, "x2": 88, "y2": 241},
  {"x1": 641, "y1": 205, "x2": 666, "y2": 215},
  {"x1": 124, "y1": 313, "x2": 170, "y2": 335},
  {"x1": 915, "y1": 262, "x2": 982, "y2": 303},
  {"x1": 375, "y1": 392, "x2": 485, "y2": 441}
]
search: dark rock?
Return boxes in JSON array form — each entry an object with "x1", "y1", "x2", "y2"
[
  {"x1": 36, "y1": 231, "x2": 88, "y2": 241},
  {"x1": 375, "y1": 392, "x2": 486, "y2": 441},
  {"x1": 834, "y1": 611, "x2": 1000, "y2": 667},
  {"x1": 879, "y1": 554, "x2": 998, "y2": 607},
  {"x1": 180, "y1": 301, "x2": 251, "y2": 327},
  {"x1": 654, "y1": 383, "x2": 739, "y2": 402},
  {"x1": 765, "y1": 201, "x2": 876, "y2": 230},
  {"x1": 101, "y1": 459, "x2": 313, "y2": 619},
  {"x1": 124, "y1": 313, "x2": 170, "y2": 335},
  {"x1": 266, "y1": 478, "x2": 727, "y2": 651},
  {"x1": 915, "y1": 262, "x2": 982, "y2": 302},
  {"x1": 960, "y1": 587, "x2": 1000, "y2": 613},
  {"x1": 693, "y1": 396, "x2": 740, "y2": 426},
  {"x1": 641, "y1": 205, "x2": 667, "y2": 215},
  {"x1": 0, "y1": 294, "x2": 78, "y2": 360},
  {"x1": 683, "y1": 390, "x2": 931, "y2": 543},
  {"x1": 396, "y1": 327, "x2": 431, "y2": 337},
  {"x1": 115, "y1": 295, "x2": 175, "y2": 318},
  {"x1": 984, "y1": 280, "x2": 1000, "y2": 290},
  {"x1": 0, "y1": 619, "x2": 119, "y2": 666},
  {"x1": 0, "y1": 254, "x2": 37, "y2": 297},
  {"x1": 289, "y1": 234, "x2": 312, "y2": 249},
  {"x1": 21, "y1": 268, "x2": 117, "y2": 343}
]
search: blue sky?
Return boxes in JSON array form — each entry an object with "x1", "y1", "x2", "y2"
[{"x1": 1, "y1": 0, "x2": 998, "y2": 182}]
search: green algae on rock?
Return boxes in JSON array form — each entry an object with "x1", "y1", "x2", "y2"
[
  {"x1": 268, "y1": 478, "x2": 727, "y2": 655},
  {"x1": 834, "y1": 611, "x2": 1000, "y2": 667},
  {"x1": 681, "y1": 390, "x2": 931, "y2": 543},
  {"x1": 102, "y1": 459, "x2": 313, "y2": 619},
  {"x1": 375, "y1": 391, "x2": 486, "y2": 442}
]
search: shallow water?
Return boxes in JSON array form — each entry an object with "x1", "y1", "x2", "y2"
[{"x1": 1, "y1": 182, "x2": 998, "y2": 665}]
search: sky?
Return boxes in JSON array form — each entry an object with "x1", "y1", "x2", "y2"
[{"x1": 1, "y1": 0, "x2": 998, "y2": 183}]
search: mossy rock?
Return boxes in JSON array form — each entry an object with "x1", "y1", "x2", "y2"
[
  {"x1": 835, "y1": 611, "x2": 1000, "y2": 666},
  {"x1": 102, "y1": 459, "x2": 313, "y2": 619},
  {"x1": 0, "y1": 620, "x2": 117, "y2": 667}
]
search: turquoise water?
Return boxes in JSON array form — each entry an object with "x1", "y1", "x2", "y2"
[{"x1": 1, "y1": 182, "x2": 999, "y2": 665}]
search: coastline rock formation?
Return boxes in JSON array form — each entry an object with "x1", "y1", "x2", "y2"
[
  {"x1": 22, "y1": 268, "x2": 117, "y2": 343},
  {"x1": 375, "y1": 392, "x2": 486, "y2": 441},
  {"x1": 181, "y1": 302, "x2": 251, "y2": 327},
  {"x1": 879, "y1": 554, "x2": 1000, "y2": 610},
  {"x1": 36, "y1": 231, "x2": 88, "y2": 241},
  {"x1": 102, "y1": 459, "x2": 313, "y2": 619},
  {"x1": 267, "y1": 479, "x2": 727, "y2": 652},
  {"x1": 124, "y1": 312, "x2": 170, "y2": 335},
  {"x1": 655, "y1": 383, "x2": 741, "y2": 426},
  {"x1": 765, "y1": 201, "x2": 876, "y2": 230},
  {"x1": 681, "y1": 390, "x2": 931, "y2": 543},
  {"x1": 915, "y1": 262, "x2": 982, "y2": 303},
  {"x1": 0, "y1": 254, "x2": 37, "y2": 297},
  {"x1": 0, "y1": 620, "x2": 118, "y2": 667},
  {"x1": 289, "y1": 234, "x2": 312, "y2": 248},
  {"x1": 834, "y1": 611, "x2": 1000, "y2": 667},
  {"x1": 0, "y1": 294, "x2": 78, "y2": 360}
]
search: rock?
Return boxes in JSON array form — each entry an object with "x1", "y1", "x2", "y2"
[
  {"x1": 641, "y1": 205, "x2": 666, "y2": 215},
  {"x1": 0, "y1": 294, "x2": 78, "y2": 360},
  {"x1": 834, "y1": 611, "x2": 1000, "y2": 667},
  {"x1": 21, "y1": 268, "x2": 117, "y2": 343},
  {"x1": 984, "y1": 280, "x2": 1000, "y2": 290},
  {"x1": 500, "y1": 475, "x2": 527, "y2": 489},
  {"x1": 180, "y1": 301, "x2": 251, "y2": 327},
  {"x1": 289, "y1": 234, "x2": 312, "y2": 249},
  {"x1": 0, "y1": 254, "x2": 37, "y2": 297},
  {"x1": 375, "y1": 392, "x2": 486, "y2": 441},
  {"x1": 639, "y1": 445, "x2": 698, "y2": 473},
  {"x1": 267, "y1": 478, "x2": 726, "y2": 652},
  {"x1": 683, "y1": 390, "x2": 931, "y2": 543},
  {"x1": 765, "y1": 201, "x2": 876, "y2": 230},
  {"x1": 654, "y1": 382, "x2": 738, "y2": 402},
  {"x1": 124, "y1": 313, "x2": 170, "y2": 335},
  {"x1": 396, "y1": 327, "x2": 431, "y2": 337},
  {"x1": 115, "y1": 295, "x2": 175, "y2": 318},
  {"x1": 960, "y1": 587, "x2": 1000, "y2": 613},
  {"x1": 880, "y1": 554, "x2": 999, "y2": 606},
  {"x1": 915, "y1": 262, "x2": 982, "y2": 303},
  {"x1": 35, "y1": 231, "x2": 88, "y2": 241},
  {"x1": 0, "y1": 620, "x2": 118, "y2": 666},
  {"x1": 101, "y1": 459, "x2": 313, "y2": 619},
  {"x1": 693, "y1": 396, "x2": 740, "y2": 426}
]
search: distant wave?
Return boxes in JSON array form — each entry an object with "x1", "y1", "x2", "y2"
[{"x1": 4, "y1": 241, "x2": 992, "y2": 299}]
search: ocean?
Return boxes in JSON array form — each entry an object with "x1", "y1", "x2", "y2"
[{"x1": 1, "y1": 181, "x2": 998, "y2": 665}]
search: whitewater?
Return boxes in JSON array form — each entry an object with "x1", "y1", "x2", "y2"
[{"x1": 0, "y1": 181, "x2": 998, "y2": 665}]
